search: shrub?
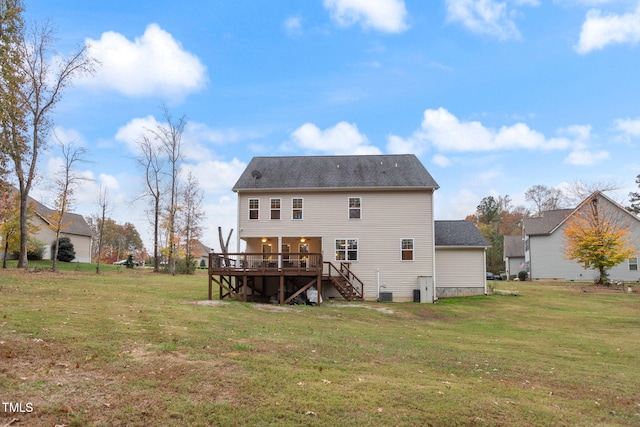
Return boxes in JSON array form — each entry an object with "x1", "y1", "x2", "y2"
[
  {"x1": 125, "y1": 254, "x2": 135, "y2": 269},
  {"x1": 55, "y1": 237, "x2": 76, "y2": 262},
  {"x1": 26, "y1": 238, "x2": 46, "y2": 260},
  {"x1": 518, "y1": 270, "x2": 528, "y2": 281}
]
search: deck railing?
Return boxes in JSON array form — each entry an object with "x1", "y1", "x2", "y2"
[{"x1": 209, "y1": 252, "x2": 323, "y2": 275}]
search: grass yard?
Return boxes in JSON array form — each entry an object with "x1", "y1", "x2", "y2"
[{"x1": 1, "y1": 265, "x2": 639, "y2": 426}]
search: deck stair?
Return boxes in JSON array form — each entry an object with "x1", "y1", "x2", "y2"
[{"x1": 324, "y1": 262, "x2": 364, "y2": 301}]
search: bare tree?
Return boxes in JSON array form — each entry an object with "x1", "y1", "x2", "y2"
[
  {"x1": 94, "y1": 186, "x2": 111, "y2": 274},
  {"x1": 136, "y1": 135, "x2": 164, "y2": 272},
  {"x1": 524, "y1": 185, "x2": 567, "y2": 216},
  {"x1": 178, "y1": 170, "x2": 205, "y2": 271},
  {"x1": 152, "y1": 105, "x2": 186, "y2": 275},
  {"x1": 47, "y1": 140, "x2": 89, "y2": 271},
  {"x1": 565, "y1": 179, "x2": 621, "y2": 206},
  {"x1": 3, "y1": 17, "x2": 97, "y2": 268}
]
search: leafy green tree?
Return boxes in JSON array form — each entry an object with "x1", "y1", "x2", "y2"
[{"x1": 627, "y1": 174, "x2": 640, "y2": 215}]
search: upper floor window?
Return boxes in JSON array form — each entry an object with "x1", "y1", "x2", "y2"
[
  {"x1": 270, "y1": 198, "x2": 281, "y2": 220},
  {"x1": 630, "y1": 257, "x2": 638, "y2": 271},
  {"x1": 348, "y1": 197, "x2": 361, "y2": 219},
  {"x1": 335, "y1": 239, "x2": 358, "y2": 261},
  {"x1": 249, "y1": 199, "x2": 259, "y2": 220},
  {"x1": 292, "y1": 198, "x2": 303, "y2": 220},
  {"x1": 401, "y1": 238, "x2": 414, "y2": 261}
]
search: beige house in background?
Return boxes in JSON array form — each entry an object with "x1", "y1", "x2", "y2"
[
  {"x1": 1, "y1": 193, "x2": 92, "y2": 263},
  {"x1": 227, "y1": 154, "x2": 488, "y2": 303}
]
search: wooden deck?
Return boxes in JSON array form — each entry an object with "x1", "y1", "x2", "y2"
[{"x1": 208, "y1": 252, "x2": 364, "y2": 305}]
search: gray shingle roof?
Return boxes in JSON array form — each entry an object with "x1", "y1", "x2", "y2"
[
  {"x1": 503, "y1": 235, "x2": 525, "y2": 258},
  {"x1": 233, "y1": 154, "x2": 439, "y2": 191},
  {"x1": 33, "y1": 201, "x2": 92, "y2": 237},
  {"x1": 522, "y1": 209, "x2": 574, "y2": 236},
  {"x1": 435, "y1": 220, "x2": 489, "y2": 247}
]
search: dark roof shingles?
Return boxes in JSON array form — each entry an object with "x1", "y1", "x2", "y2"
[
  {"x1": 233, "y1": 154, "x2": 439, "y2": 191},
  {"x1": 435, "y1": 220, "x2": 489, "y2": 247}
]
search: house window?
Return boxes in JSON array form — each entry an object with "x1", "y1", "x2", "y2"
[
  {"x1": 270, "y1": 198, "x2": 281, "y2": 220},
  {"x1": 348, "y1": 197, "x2": 361, "y2": 219},
  {"x1": 335, "y1": 239, "x2": 358, "y2": 261},
  {"x1": 401, "y1": 238, "x2": 414, "y2": 261},
  {"x1": 630, "y1": 258, "x2": 638, "y2": 271},
  {"x1": 282, "y1": 244, "x2": 290, "y2": 262},
  {"x1": 249, "y1": 199, "x2": 259, "y2": 220},
  {"x1": 292, "y1": 198, "x2": 303, "y2": 220}
]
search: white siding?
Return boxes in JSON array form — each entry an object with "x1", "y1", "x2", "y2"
[
  {"x1": 238, "y1": 189, "x2": 435, "y2": 300},
  {"x1": 435, "y1": 247, "x2": 486, "y2": 296}
]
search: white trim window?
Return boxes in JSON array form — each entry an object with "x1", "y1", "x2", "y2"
[
  {"x1": 335, "y1": 238, "x2": 358, "y2": 261},
  {"x1": 348, "y1": 197, "x2": 361, "y2": 219},
  {"x1": 292, "y1": 198, "x2": 303, "y2": 220},
  {"x1": 401, "y1": 238, "x2": 414, "y2": 261},
  {"x1": 249, "y1": 198, "x2": 259, "y2": 220},
  {"x1": 629, "y1": 257, "x2": 638, "y2": 271},
  {"x1": 270, "y1": 198, "x2": 281, "y2": 220}
]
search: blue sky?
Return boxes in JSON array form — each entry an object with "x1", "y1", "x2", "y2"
[{"x1": 23, "y1": 0, "x2": 640, "y2": 250}]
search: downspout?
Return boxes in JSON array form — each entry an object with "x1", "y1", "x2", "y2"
[
  {"x1": 236, "y1": 192, "x2": 241, "y2": 253},
  {"x1": 483, "y1": 247, "x2": 488, "y2": 295},
  {"x1": 431, "y1": 188, "x2": 437, "y2": 302}
]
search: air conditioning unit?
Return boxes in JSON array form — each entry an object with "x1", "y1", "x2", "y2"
[{"x1": 378, "y1": 292, "x2": 393, "y2": 302}]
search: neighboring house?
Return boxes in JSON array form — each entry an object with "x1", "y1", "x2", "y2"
[
  {"x1": 31, "y1": 198, "x2": 93, "y2": 263},
  {"x1": 503, "y1": 235, "x2": 525, "y2": 279},
  {"x1": 1, "y1": 192, "x2": 92, "y2": 263},
  {"x1": 521, "y1": 191, "x2": 640, "y2": 281},
  {"x1": 190, "y1": 239, "x2": 213, "y2": 268},
  {"x1": 218, "y1": 154, "x2": 488, "y2": 303},
  {"x1": 435, "y1": 220, "x2": 490, "y2": 298}
]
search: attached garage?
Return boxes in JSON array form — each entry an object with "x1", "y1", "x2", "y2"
[{"x1": 434, "y1": 221, "x2": 489, "y2": 298}]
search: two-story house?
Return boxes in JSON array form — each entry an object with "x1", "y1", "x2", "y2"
[
  {"x1": 209, "y1": 154, "x2": 488, "y2": 303},
  {"x1": 521, "y1": 191, "x2": 640, "y2": 281}
]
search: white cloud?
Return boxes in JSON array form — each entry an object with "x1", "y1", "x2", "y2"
[
  {"x1": 52, "y1": 126, "x2": 88, "y2": 147},
  {"x1": 83, "y1": 24, "x2": 207, "y2": 98},
  {"x1": 575, "y1": 5, "x2": 640, "y2": 54},
  {"x1": 615, "y1": 116, "x2": 640, "y2": 137},
  {"x1": 389, "y1": 107, "x2": 573, "y2": 154},
  {"x1": 323, "y1": 0, "x2": 409, "y2": 33},
  {"x1": 290, "y1": 122, "x2": 382, "y2": 155},
  {"x1": 284, "y1": 15, "x2": 303, "y2": 35},
  {"x1": 181, "y1": 158, "x2": 246, "y2": 194},
  {"x1": 115, "y1": 115, "x2": 162, "y2": 154},
  {"x1": 445, "y1": 0, "x2": 538, "y2": 40},
  {"x1": 387, "y1": 134, "x2": 424, "y2": 155},
  {"x1": 432, "y1": 154, "x2": 453, "y2": 167},
  {"x1": 563, "y1": 149, "x2": 610, "y2": 165}
]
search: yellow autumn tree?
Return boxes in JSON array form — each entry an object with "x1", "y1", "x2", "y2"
[{"x1": 563, "y1": 193, "x2": 636, "y2": 284}]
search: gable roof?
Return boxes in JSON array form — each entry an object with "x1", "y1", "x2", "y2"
[
  {"x1": 503, "y1": 235, "x2": 525, "y2": 258},
  {"x1": 434, "y1": 220, "x2": 489, "y2": 247},
  {"x1": 33, "y1": 200, "x2": 92, "y2": 237},
  {"x1": 523, "y1": 191, "x2": 640, "y2": 237},
  {"x1": 233, "y1": 154, "x2": 439, "y2": 192},
  {"x1": 522, "y1": 209, "x2": 573, "y2": 236},
  {"x1": 7, "y1": 186, "x2": 92, "y2": 237}
]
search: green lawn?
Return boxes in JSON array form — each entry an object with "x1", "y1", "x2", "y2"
[{"x1": 1, "y1": 266, "x2": 639, "y2": 426}]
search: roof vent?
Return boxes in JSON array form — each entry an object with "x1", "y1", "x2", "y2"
[{"x1": 251, "y1": 170, "x2": 262, "y2": 188}]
